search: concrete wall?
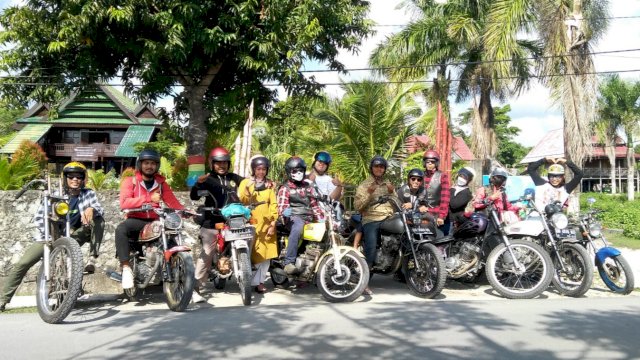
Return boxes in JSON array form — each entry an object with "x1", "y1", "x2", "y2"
[{"x1": 0, "y1": 190, "x2": 202, "y2": 296}]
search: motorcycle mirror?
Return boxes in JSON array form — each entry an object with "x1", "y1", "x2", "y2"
[{"x1": 587, "y1": 197, "x2": 596, "y2": 205}]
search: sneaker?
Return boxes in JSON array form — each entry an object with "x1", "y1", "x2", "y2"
[
  {"x1": 122, "y1": 266, "x2": 134, "y2": 290},
  {"x1": 284, "y1": 263, "x2": 298, "y2": 275},
  {"x1": 84, "y1": 257, "x2": 96, "y2": 274},
  {"x1": 191, "y1": 291, "x2": 206, "y2": 303},
  {"x1": 0, "y1": 301, "x2": 6, "y2": 312},
  {"x1": 254, "y1": 284, "x2": 267, "y2": 293}
]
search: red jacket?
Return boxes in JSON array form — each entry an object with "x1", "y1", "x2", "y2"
[{"x1": 120, "y1": 172, "x2": 184, "y2": 219}]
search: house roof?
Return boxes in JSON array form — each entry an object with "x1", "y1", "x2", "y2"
[
  {"x1": 452, "y1": 136, "x2": 475, "y2": 161},
  {"x1": 114, "y1": 125, "x2": 157, "y2": 157},
  {"x1": 405, "y1": 134, "x2": 475, "y2": 160},
  {"x1": 0, "y1": 124, "x2": 52, "y2": 154}
]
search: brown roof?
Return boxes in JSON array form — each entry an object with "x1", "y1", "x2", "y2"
[{"x1": 405, "y1": 134, "x2": 475, "y2": 160}]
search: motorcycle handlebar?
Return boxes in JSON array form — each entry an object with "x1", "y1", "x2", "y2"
[{"x1": 15, "y1": 179, "x2": 47, "y2": 200}]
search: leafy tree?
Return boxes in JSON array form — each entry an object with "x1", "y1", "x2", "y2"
[
  {"x1": 0, "y1": 0, "x2": 372, "y2": 159},
  {"x1": 0, "y1": 155, "x2": 38, "y2": 190},
  {"x1": 0, "y1": 100, "x2": 25, "y2": 147}
]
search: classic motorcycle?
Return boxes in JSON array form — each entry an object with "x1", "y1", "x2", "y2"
[
  {"x1": 349, "y1": 195, "x2": 446, "y2": 299},
  {"x1": 15, "y1": 176, "x2": 84, "y2": 323},
  {"x1": 575, "y1": 197, "x2": 634, "y2": 294},
  {"x1": 435, "y1": 199, "x2": 553, "y2": 299},
  {"x1": 113, "y1": 204, "x2": 196, "y2": 312},
  {"x1": 195, "y1": 190, "x2": 259, "y2": 306},
  {"x1": 504, "y1": 197, "x2": 594, "y2": 297},
  {"x1": 270, "y1": 195, "x2": 370, "y2": 302}
]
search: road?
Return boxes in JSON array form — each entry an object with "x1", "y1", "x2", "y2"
[{"x1": 1, "y1": 275, "x2": 639, "y2": 360}]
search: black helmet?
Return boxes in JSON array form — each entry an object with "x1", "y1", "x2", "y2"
[
  {"x1": 369, "y1": 156, "x2": 387, "y2": 174},
  {"x1": 490, "y1": 167, "x2": 508, "y2": 187},
  {"x1": 136, "y1": 149, "x2": 161, "y2": 171},
  {"x1": 407, "y1": 168, "x2": 424, "y2": 181},
  {"x1": 458, "y1": 167, "x2": 476, "y2": 182},
  {"x1": 250, "y1": 156, "x2": 270, "y2": 176},
  {"x1": 285, "y1": 156, "x2": 307, "y2": 182}
]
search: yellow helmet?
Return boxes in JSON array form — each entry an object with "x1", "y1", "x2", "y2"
[
  {"x1": 63, "y1": 162, "x2": 87, "y2": 176},
  {"x1": 548, "y1": 164, "x2": 565, "y2": 176}
]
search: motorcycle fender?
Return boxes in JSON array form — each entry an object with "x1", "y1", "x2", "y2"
[
  {"x1": 313, "y1": 246, "x2": 365, "y2": 273},
  {"x1": 503, "y1": 219, "x2": 543, "y2": 237},
  {"x1": 232, "y1": 239, "x2": 249, "y2": 250},
  {"x1": 163, "y1": 245, "x2": 191, "y2": 262},
  {"x1": 595, "y1": 246, "x2": 621, "y2": 265}
]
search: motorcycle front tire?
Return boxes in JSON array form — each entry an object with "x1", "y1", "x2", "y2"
[
  {"x1": 36, "y1": 237, "x2": 84, "y2": 324},
  {"x1": 163, "y1": 252, "x2": 195, "y2": 312},
  {"x1": 597, "y1": 254, "x2": 635, "y2": 295},
  {"x1": 551, "y1": 242, "x2": 594, "y2": 297},
  {"x1": 402, "y1": 243, "x2": 447, "y2": 299},
  {"x1": 317, "y1": 249, "x2": 369, "y2": 303},
  {"x1": 236, "y1": 248, "x2": 253, "y2": 306}
]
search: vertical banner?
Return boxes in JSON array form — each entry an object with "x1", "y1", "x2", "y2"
[
  {"x1": 435, "y1": 101, "x2": 453, "y2": 175},
  {"x1": 187, "y1": 155, "x2": 206, "y2": 187}
]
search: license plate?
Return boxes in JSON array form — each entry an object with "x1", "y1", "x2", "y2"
[
  {"x1": 556, "y1": 229, "x2": 575, "y2": 238},
  {"x1": 233, "y1": 240, "x2": 248, "y2": 249}
]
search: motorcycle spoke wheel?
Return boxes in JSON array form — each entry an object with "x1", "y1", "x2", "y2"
[
  {"x1": 598, "y1": 255, "x2": 635, "y2": 295},
  {"x1": 163, "y1": 252, "x2": 195, "y2": 312},
  {"x1": 403, "y1": 243, "x2": 446, "y2": 299},
  {"x1": 486, "y1": 240, "x2": 553, "y2": 299},
  {"x1": 317, "y1": 250, "x2": 369, "y2": 303},
  {"x1": 237, "y1": 249, "x2": 253, "y2": 306},
  {"x1": 36, "y1": 238, "x2": 83, "y2": 324},
  {"x1": 551, "y1": 243, "x2": 593, "y2": 297}
]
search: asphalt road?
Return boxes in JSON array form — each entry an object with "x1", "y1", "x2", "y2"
[{"x1": 1, "y1": 274, "x2": 639, "y2": 360}]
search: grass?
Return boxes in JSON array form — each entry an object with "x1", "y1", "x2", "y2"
[
  {"x1": 603, "y1": 230, "x2": 640, "y2": 250},
  {"x1": 1, "y1": 306, "x2": 37, "y2": 314}
]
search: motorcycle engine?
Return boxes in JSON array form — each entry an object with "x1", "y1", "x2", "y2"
[
  {"x1": 374, "y1": 235, "x2": 400, "y2": 272},
  {"x1": 295, "y1": 244, "x2": 322, "y2": 279},
  {"x1": 137, "y1": 246, "x2": 162, "y2": 285},
  {"x1": 445, "y1": 241, "x2": 481, "y2": 279}
]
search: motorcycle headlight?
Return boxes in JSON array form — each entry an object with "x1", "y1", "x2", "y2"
[
  {"x1": 54, "y1": 201, "x2": 69, "y2": 216},
  {"x1": 589, "y1": 223, "x2": 602, "y2": 238},
  {"x1": 551, "y1": 213, "x2": 568, "y2": 230},
  {"x1": 165, "y1": 212, "x2": 182, "y2": 230}
]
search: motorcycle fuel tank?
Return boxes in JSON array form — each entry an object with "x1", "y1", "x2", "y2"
[
  {"x1": 503, "y1": 217, "x2": 544, "y2": 237},
  {"x1": 380, "y1": 214, "x2": 405, "y2": 234}
]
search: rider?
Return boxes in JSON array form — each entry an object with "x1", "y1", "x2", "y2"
[
  {"x1": 238, "y1": 155, "x2": 278, "y2": 294},
  {"x1": 115, "y1": 149, "x2": 185, "y2": 291},
  {"x1": 308, "y1": 151, "x2": 343, "y2": 201},
  {"x1": 190, "y1": 147, "x2": 244, "y2": 301},
  {"x1": 354, "y1": 156, "x2": 397, "y2": 294},
  {"x1": 0, "y1": 162, "x2": 105, "y2": 311},
  {"x1": 397, "y1": 168, "x2": 426, "y2": 210},
  {"x1": 527, "y1": 157, "x2": 584, "y2": 210},
  {"x1": 276, "y1": 156, "x2": 325, "y2": 275},
  {"x1": 449, "y1": 167, "x2": 475, "y2": 228},
  {"x1": 471, "y1": 167, "x2": 520, "y2": 221},
  {"x1": 422, "y1": 150, "x2": 450, "y2": 235}
]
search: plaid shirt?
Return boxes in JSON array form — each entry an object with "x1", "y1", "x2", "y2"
[
  {"x1": 424, "y1": 170, "x2": 450, "y2": 220},
  {"x1": 276, "y1": 180, "x2": 324, "y2": 221},
  {"x1": 34, "y1": 188, "x2": 104, "y2": 241}
]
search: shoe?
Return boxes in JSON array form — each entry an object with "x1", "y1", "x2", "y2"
[
  {"x1": 0, "y1": 301, "x2": 6, "y2": 312},
  {"x1": 284, "y1": 264, "x2": 298, "y2": 275},
  {"x1": 363, "y1": 287, "x2": 373, "y2": 296},
  {"x1": 122, "y1": 266, "x2": 134, "y2": 290},
  {"x1": 255, "y1": 284, "x2": 267, "y2": 293},
  {"x1": 84, "y1": 257, "x2": 96, "y2": 274},
  {"x1": 191, "y1": 291, "x2": 206, "y2": 303}
]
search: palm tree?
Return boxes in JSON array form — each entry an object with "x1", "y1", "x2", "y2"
[
  {"x1": 370, "y1": 0, "x2": 538, "y2": 165},
  {"x1": 485, "y1": 0, "x2": 610, "y2": 166}
]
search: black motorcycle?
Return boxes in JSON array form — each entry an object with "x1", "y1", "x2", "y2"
[{"x1": 435, "y1": 199, "x2": 553, "y2": 299}]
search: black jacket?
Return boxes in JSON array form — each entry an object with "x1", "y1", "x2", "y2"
[{"x1": 190, "y1": 172, "x2": 244, "y2": 228}]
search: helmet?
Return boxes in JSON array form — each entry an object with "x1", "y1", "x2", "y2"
[
  {"x1": 548, "y1": 164, "x2": 565, "y2": 176},
  {"x1": 285, "y1": 156, "x2": 307, "y2": 182},
  {"x1": 63, "y1": 161, "x2": 87, "y2": 176},
  {"x1": 423, "y1": 149, "x2": 440, "y2": 161},
  {"x1": 407, "y1": 168, "x2": 424, "y2": 180},
  {"x1": 136, "y1": 149, "x2": 161, "y2": 171},
  {"x1": 313, "y1": 151, "x2": 332, "y2": 165},
  {"x1": 453, "y1": 213, "x2": 488, "y2": 238},
  {"x1": 369, "y1": 156, "x2": 388, "y2": 174},
  {"x1": 458, "y1": 167, "x2": 476, "y2": 181},
  {"x1": 209, "y1": 147, "x2": 231, "y2": 163},
  {"x1": 490, "y1": 167, "x2": 509, "y2": 178},
  {"x1": 250, "y1": 155, "x2": 270, "y2": 176}
]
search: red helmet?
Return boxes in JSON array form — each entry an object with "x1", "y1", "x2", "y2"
[
  {"x1": 209, "y1": 147, "x2": 231, "y2": 163},
  {"x1": 423, "y1": 150, "x2": 440, "y2": 161}
]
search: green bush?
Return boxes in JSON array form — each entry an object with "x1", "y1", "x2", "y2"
[
  {"x1": 0, "y1": 155, "x2": 38, "y2": 190},
  {"x1": 86, "y1": 169, "x2": 119, "y2": 190},
  {"x1": 169, "y1": 156, "x2": 188, "y2": 191},
  {"x1": 581, "y1": 193, "x2": 640, "y2": 240}
]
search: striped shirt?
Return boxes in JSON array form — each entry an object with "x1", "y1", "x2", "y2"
[{"x1": 34, "y1": 188, "x2": 104, "y2": 241}]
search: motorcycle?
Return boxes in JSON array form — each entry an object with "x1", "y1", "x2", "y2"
[
  {"x1": 15, "y1": 176, "x2": 84, "y2": 323},
  {"x1": 349, "y1": 195, "x2": 447, "y2": 299},
  {"x1": 435, "y1": 199, "x2": 553, "y2": 299},
  {"x1": 195, "y1": 189, "x2": 260, "y2": 306},
  {"x1": 270, "y1": 195, "x2": 370, "y2": 302},
  {"x1": 575, "y1": 197, "x2": 634, "y2": 294},
  {"x1": 113, "y1": 204, "x2": 196, "y2": 312},
  {"x1": 504, "y1": 197, "x2": 594, "y2": 297}
]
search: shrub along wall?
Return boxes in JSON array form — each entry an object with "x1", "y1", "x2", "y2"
[{"x1": 579, "y1": 193, "x2": 640, "y2": 240}]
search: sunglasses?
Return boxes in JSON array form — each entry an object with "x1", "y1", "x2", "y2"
[
  {"x1": 66, "y1": 175, "x2": 85, "y2": 180},
  {"x1": 409, "y1": 177, "x2": 423, "y2": 182},
  {"x1": 424, "y1": 160, "x2": 436, "y2": 164}
]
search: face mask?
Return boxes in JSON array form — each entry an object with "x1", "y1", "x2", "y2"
[
  {"x1": 456, "y1": 177, "x2": 468, "y2": 187},
  {"x1": 291, "y1": 170, "x2": 304, "y2": 182}
]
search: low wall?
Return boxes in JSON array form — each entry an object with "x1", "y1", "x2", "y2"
[{"x1": 0, "y1": 190, "x2": 202, "y2": 296}]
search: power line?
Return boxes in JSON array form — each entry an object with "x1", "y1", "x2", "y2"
[{"x1": 371, "y1": 14, "x2": 640, "y2": 27}]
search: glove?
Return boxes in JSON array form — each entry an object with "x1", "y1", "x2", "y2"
[{"x1": 282, "y1": 208, "x2": 292, "y2": 217}]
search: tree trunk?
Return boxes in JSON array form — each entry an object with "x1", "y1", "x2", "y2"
[
  {"x1": 604, "y1": 141, "x2": 616, "y2": 194},
  {"x1": 470, "y1": 80, "x2": 496, "y2": 170},
  {"x1": 627, "y1": 136, "x2": 635, "y2": 201},
  {"x1": 184, "y1": 93, "x2": 209, "y2": 157}
]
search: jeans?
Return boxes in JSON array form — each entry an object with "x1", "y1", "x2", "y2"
[
  {"x1": 285, "y1": 216, "x2": 305, "y2": 265},
  {"x1": 362, "y1": 220, "x2": 382, "y2": 267},
  {"x1": 114, "y1": 218, "x2": 153, "y2": 262}
]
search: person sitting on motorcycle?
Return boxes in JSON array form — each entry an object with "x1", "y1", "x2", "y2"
[
  {"x1": 422, "y1": 150, "x2": 451, "y2": 235},
  {"x1": 239, "y1": 155, "x2": 278, "y2": 294},
  {"x1": 115, "y1": 149, "x2": 185, "y2": 292},
  {"x1": 397, "y1": 168, "x2": 426, "y2": 210},
  {"x1": 527, "y1": 156, "x2": 583, "y2": 210},
  {"x1": 354, "y1": 156, "x2": 397, "y2": 294},
  {"x1": 276, "y1": 156, "x2": 325, "y2": 275},
  {"x1": 449, "y1": 167, "x2": 475, "y2": 229},
  {"x1": 471, "y1": 167, "x2": 520, "y2": 222},
  {"x1": 190, "y1": 146, "x2": 244, "y2": 302},
  {"x1": 308, "y1": 151, "x2": 343, "y2": 201},
  {"x1": 1, "y1": 162, "x2": 105, "y2": 311}
]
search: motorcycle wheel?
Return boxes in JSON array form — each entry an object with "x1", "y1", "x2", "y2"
[
  {"x1": 270, "y1": 265, "x2": 290, "y2": 288},
  {"x1": 551, "y1": 243, "x2": 593, "y2": 297},
  {"x1": 402, "y1": 243, "x2": 447, "y2": 299},
  {"x1": 236, "y1": 248, "x2": 252, "y2": 306},
  {"x1": 486, "y1": 239, "x2": 553, "y2": 299},
  {"x1": 317, "y1": 250, "x2": 369, "y2": 303},
  {"x1": 36, "y1": 237, "x2": 83, "y2": 324},
  {"x1": 163, "y1": 252, "x2": 195, "y2": 312},
  {"x1": 597, "y1": 254, "x2": 635, "y2": 295}
]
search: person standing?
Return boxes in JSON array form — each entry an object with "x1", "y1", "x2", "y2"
[
  {"x1": 449, "y1": 167, "x2": 475, "y2": 229},
  {"x1": 422, "y1": 150, "x2": 451, "y2": 235},
  {"x1": 528, "y1": 157, "x2": 584, "y2": 209},
  {"x1": 308, "y1": 151, "x2": 343, "y2": 201}
]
